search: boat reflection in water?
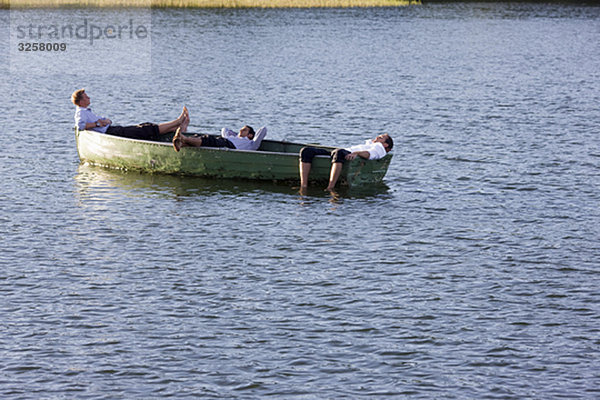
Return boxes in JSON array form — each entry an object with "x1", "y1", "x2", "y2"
[{"x1": 74, "y1": 163, "x2": 391, "y2": 205}]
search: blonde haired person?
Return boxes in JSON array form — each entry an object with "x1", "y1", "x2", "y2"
[{"x1": 72, "y1": 89, "x2": 189, "y2": 140}]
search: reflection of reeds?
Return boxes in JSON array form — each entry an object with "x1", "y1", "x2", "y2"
[{"x1": 5, "y1": 0, "x2": 420, "y2": 8}]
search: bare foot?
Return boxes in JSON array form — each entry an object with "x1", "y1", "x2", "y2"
[
  {"x1": 172, "y1": 127, "x2": 183, "y2": 152},
  {"x1": 177, "y1": 106, "x2": 187, "y2": 124},
  {"x1": 180, "y1": 114, "x2": 189, "y2": 133}
]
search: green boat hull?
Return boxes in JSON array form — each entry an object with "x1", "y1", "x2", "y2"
[{"x1": 75, "y1": 129, "x2": 392, "y2": 187}]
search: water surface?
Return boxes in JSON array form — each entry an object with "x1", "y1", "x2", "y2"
[{"x1": 1, "y1": 3, "x2": 599, "y2": 398}]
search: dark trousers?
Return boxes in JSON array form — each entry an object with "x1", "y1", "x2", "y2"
[
  {"x1": 106, "y1": 123, "x2": 160, "y2": 141},
  {"x1": 198, "y1": 135, "x2": 236, "y2": 149},
  {"x1": 300, "y1": 147, "x2": 350, "y2": 164}
]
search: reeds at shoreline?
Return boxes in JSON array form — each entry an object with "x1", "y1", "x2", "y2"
[{"x1": 4, "y1": 0, "x2": 421, "y2": 8}]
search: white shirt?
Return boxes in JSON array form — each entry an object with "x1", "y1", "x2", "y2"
[
  {"x1": 221, "y1": 127, "x2": 267, "y2": 150},
  {"x1": 74, "y1": 106, "x2": 110, "y2": 133},
  {"x1": 345, "y1": 140, "x2": 387, "y2": 160}
]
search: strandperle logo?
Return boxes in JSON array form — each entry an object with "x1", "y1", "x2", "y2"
[
  {"x1": 14, "y1": 18, "x2": 149, "y2": 45},
  {"x1": 10, "y1": 8, "x2": 152, "y2": 75}
]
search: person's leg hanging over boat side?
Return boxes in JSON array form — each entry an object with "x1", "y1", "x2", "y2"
[
  {"x1": 299, "y1": 146, "x2": 332, "y2": 190},
  {"x1": 325, "y1": 162, "x2": 343, "y2": 192}
]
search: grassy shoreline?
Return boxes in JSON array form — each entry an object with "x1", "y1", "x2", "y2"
[{"x1": 4, "y1": 0, "x2": 421, "y2": 8}]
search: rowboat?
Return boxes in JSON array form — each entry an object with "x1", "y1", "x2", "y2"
[{"x1": 75, "y1": 129, "x2": 393, "y2": 187}]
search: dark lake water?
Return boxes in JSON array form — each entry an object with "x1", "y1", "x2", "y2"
[{"x1": 1, "y1": 2, "x2": 600, "y2": 398}]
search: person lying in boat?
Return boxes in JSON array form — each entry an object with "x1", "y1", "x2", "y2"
[
  {"x1": 299, "y1": 134, "x2": 394, "y2": 191},
  {"x1": 171, "y1": 125, "x2": 267, "y2": 152},
  {"x1": 71, "y1": 88, "x2": 189, "y2": 141}
]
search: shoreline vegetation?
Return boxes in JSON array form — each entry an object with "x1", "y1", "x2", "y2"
[{"x1": 4, "y1": 0, "x2": 421, "y2": 8}]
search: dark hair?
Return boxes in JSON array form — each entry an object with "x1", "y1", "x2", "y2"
[
  {"x1": 71, "y1": 88, "x2": 86, "y2": 106},
  {"x1": 385, "y1": 135, "x2": 394, "y2": 151},
  {"x1": 246, "y1": 125, "x2": 255, "y2": 138}
]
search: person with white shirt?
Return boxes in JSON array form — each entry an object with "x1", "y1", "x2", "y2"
[
  {"x1": 72, "y1": 88, "x2": 189, "y2": 141},
  {"x1": 299, "y1": 134, "x2": 393, "y2": 191},
  {"x1": 172, "y1": 125, "x2": 267, "y2": 152}
]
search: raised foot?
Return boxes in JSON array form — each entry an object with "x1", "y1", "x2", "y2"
[
  {"x1": 180, "y1": 113, "x2": 189, "y2": 133},
  {"x1": 178, "y1": 106, "x2": 188, "y2": 124},
  {"x1": 172, "y1": 127, "x2": 183, "y2": 152}
]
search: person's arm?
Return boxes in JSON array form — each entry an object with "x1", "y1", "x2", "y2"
[
  {"x1": 81, "y1": 119, "x2": 110, "y2": 130},
  {"x1": 346, "y1": 143, "x2": 387, "y2": 161},
  {"x1": 75, "y1": 108, "x2": 111, "y2": 130},
  {"x1": 221, "y1": 128, "x2": 235, "y2": 138},
  {"x1": 248, "y1": 126, "x2": 267, "y2": 151},
  {"x1": 75, "y1": 109, "x2": 88, "y2": 130},
  {"x1": 345, "y1": 151, "x2": 370, "y2": 161}
]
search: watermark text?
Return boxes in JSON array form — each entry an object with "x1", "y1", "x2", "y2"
[{"x1": 14, "y1": 18, "x2": 148, "y2": 45}]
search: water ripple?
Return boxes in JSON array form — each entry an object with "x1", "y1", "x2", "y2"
[{"x1": 2, "y1": 4, "x2": 600, "y2": 399}]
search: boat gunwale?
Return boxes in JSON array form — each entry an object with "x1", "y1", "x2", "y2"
[{"x1": 77, "y1": 129, "x2": 343, "y2": 159}]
